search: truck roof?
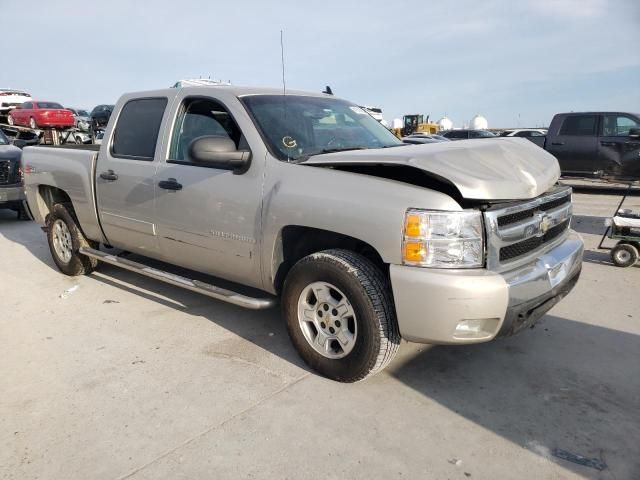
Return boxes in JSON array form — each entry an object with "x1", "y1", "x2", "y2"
[
  {"x1": 554, "y1": 111, "x2": 640, "y2": 116},
  {"x1": 123, "y1": 85, "x2": 334, "y2": 100}
]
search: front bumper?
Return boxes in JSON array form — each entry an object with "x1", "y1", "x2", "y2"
[
  {"x1": 389, "y1": 231, "x2": 583, "y2": 344},
  {"x1": 0, "y1": 184, "x2": 26, "y2": 207}
]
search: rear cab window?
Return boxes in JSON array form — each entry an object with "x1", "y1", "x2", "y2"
[{"x1": 111, "y1": 98, "x2": 168, "y2": 160}]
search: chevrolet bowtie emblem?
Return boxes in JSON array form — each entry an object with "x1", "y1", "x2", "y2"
[{"x1": 539, "y1": 214, "x2": 553, "y2": 234}]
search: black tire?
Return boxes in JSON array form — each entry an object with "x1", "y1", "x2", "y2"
[
  {"x1": 17, "y1": 203, "x2": 31, "y2": 221},
  {"x1": 282, "y1": 249, "x2": 400, "y2": 382},
  {"x1": 46, "y1": 203, "x2": 98, "y2": 276},
  {"x1": 611, "y1": 243, "x2": 638, "y2": 268}
]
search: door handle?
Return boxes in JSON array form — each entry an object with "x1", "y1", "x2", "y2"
[
  {"x1": 99, "y1": 169, "x2": 118, "y2": 181},
  {"x1": 158, "y1": 178, "x2": 182, "y2": 191},
  {"x1": 551, "y1": 142, "x2": 565, "y2": 146},
  {"x1": 600, "y1": 141, "x2": 616, "y2": 146}
]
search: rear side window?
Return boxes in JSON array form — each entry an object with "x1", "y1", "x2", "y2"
[
  {"x1": 112, "y1": 98, "x2": 167, "y2": 160},
  {"x1": 559, "y1": 115, "x2": 597, "y2": 136}
]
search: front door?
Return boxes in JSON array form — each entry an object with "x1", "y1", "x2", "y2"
[
  {"x1": 547, "y1": 114, "x2": 600, "y2": 176},
  {"x1": 153, "y1": 95, "x2": 263, "y2": 286},
  {"x1": 598, "y1": 113, "x2": 640, "y2": 179},
  {"x1": 96, "y1": 97, "x2": 168, "y2": 256}
]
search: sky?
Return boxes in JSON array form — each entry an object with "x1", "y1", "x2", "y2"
[{"x1": 1, "y1": 0, "x2": 639, "y2": 128}]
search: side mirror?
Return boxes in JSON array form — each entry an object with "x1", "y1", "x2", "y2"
[
  {"x1": 629, "y1": 128, "x2": 640, "y2": 139},
  {"x1": 188, "y1": 135, "x2": 251, "y2": 172},
  {"x1": 13, "y1": 139, "x2": 27, "y2": 149}
]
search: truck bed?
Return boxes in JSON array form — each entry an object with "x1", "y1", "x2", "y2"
[{"x1": 23, "y1": 145, "x2": 104, "y2": 243}]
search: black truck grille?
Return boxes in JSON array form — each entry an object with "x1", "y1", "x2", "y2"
[
  {"x1": 497, "y1": 194, "x2": 571, "y2": 227},
  {"x1": 0, "y1": 160, "x2": 11, "y2": 184},
  {"x1": 500, "y1": 219, "x2": 570, "y2": 262}
]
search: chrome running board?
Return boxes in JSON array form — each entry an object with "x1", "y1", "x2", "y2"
[{"x1": 79, "y1": 247, "x2": 276, "y2": 310}]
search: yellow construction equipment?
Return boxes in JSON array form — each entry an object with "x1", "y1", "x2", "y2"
[{"x1": 392, "y1": 114, "x2": 440, "y2": 138}]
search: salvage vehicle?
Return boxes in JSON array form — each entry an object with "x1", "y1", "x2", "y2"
[
  {"x1": 527, "y1": 112, "x2": 640, "y2": 180},
  {"x1": 89, "y1": 104, "x2": 114, "y2": 129},
  {"x1": 500, "y1": 129, "x2": 547, "y2": 138},
  {"x1": 67, "y1": 108, "x2": 91, "y2": 131},
  {"x1": 8, "y1": 101, "x2": 75, "y2": 129},
  {"x1": 0, "y1": 88, "x2": 32, "y2": 117},
  {"x1": 441, "y1": 129, "x2": 497, "y2": 140},
  {"x1": 0, "y1": 129, "x2": 29, "y2": 219},
  {"x1": 22, "y1": 86, "x2": 583, "y2": 382}
]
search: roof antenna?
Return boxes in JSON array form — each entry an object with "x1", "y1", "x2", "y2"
[
  {"x1": 280, "y1": 30, "x2": 287, "y2": 96},
  {"x1": 323, "y1": 85, "x2": 333, "y2": 95},
  {"x1": 280, "y1": 30, "x2": 291, "y2": 162}
]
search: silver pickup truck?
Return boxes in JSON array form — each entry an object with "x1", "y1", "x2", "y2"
[{"x1": 23, "y1": 85, "x2": 583, "y2": 382}]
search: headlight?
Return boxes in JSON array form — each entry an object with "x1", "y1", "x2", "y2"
[{"x1": 402, "y1": 209, "x2": 484, "y2": 268}]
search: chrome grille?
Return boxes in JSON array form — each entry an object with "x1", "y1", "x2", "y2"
[{"x1": 484, "y1": 186, "x2": 573, "y2": 271}]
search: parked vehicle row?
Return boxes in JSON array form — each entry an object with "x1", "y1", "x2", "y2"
[{"x1": 23, "y1": 84, "x2": 583, "y2": 382}]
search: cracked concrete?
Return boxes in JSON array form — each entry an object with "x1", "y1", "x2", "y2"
[{"x1": 1, "y1": 189, "x2": 639, "y2": 480}]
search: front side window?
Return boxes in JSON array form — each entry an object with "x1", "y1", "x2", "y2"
[
  {"x1": 112, "y1": 97, "x2": 167, "y2": 160},
  {"x1": 559, "y1": 115, "x2": 597, "y2": 136},
  {"x1": 0, "y1": 130, "x2": 8, "y2": 145},
  {"x1": 241, "y1": 95, "x2": 402, "y2": 161},
  {"x1": 22, "y1": 102, "x2": 32, "y2": 109},
  {"x1": 169, "y1": 97, "x2": 242, "y2": 162},
  {"x1": 602, "y1": 115, "x2": 640, "y2": 137}
]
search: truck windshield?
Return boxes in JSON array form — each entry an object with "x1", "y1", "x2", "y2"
[{"x1": 241, "y1": 95, "x2": 402, "y2": 161}]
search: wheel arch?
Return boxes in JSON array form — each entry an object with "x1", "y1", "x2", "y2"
[
  {"x1": 271, "y1": 225, "x2": 387, "y2": 294},
  {"x1": 35, "y1": 184, "x2": 73, "y2": 225}
]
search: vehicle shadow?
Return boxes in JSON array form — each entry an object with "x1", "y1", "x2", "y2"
[
  {"x1": 386, "y1": 316, "x2": 640, "y2": 479},
  {"x1": 571, "y1": 214, "x2": 606, "y2": 236},
  {"x1": 88, "y1": 261, "x2": 310, "y2": 375}
]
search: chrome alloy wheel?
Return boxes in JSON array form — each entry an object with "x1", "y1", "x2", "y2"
[
  {"x1": 52, "y1": 219, "x2": 73, "y2": 263},
  {"x1": 297, "y1": 281, "x2": 357, "y2": 359}
]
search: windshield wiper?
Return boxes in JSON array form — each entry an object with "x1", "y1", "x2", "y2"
[
  {"x1": 292, "y1": 146, "x2": 369, "y2": 164},
  {"x1": 320, "y1": 146, "x2": 369, "y2": 154}
]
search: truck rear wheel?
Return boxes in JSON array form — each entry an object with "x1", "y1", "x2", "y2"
[
  {"x1": 47, "y1": 203, "x2": 98, "y2": 276},
  {"x1": 611, "y1": 243, "x2": 638, "y2": 268},
  {"x1": 282, "y1": 249, "x2": 400, "y2": 382}
]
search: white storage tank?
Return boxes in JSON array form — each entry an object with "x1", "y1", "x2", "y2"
[
  {"x1": 437, "y1": 116, "x2": 453, "y2": 131},
  {"x1": 391, "y1": 118, "x2": 403, "y2": 130},
  {"x1": 470, "y1": 114, "x2": 488, "y2": 130}
]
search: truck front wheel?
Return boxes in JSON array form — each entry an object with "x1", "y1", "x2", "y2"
[
  {"x1": 47, "y1": 203, "x2": 98, "y2": 276},
  {"x1": 282, "y1": 249, "x2": 400, "y2": 382}
]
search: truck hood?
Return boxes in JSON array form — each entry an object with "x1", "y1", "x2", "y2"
[{"x1": 303, "y1": 138, "x2": 560, "y2": 200}]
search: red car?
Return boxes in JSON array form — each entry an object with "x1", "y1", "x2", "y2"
[{"x1": 8, "y1": 101, "x2": 75, "y2": 129}]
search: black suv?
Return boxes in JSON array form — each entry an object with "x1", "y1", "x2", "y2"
[
  {"x1": 90, "y1": 104, "x2": 114, "y2": 129},
  {"x1": 441, "y1": 129, "x2": 496, "y2": 140}
]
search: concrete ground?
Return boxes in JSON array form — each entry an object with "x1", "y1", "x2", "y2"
[{"x1": 1, "y1": 190, "x2": 639, "y2": 480}]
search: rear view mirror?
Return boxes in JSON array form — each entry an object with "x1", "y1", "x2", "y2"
[
  {"x1": 629, "y1": 128, "x2": 640, "y2": 139},
  {"x1": 188, "y1": 135, "x2": 251, "y2": 173}
]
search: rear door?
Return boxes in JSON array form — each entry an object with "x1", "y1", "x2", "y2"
[
  {"x1": 95, "y1": 97, "x2": 169, "y2": 256},
  {"x1": 598, "y1": 113, "x2": 640, "y2": 179},
  {"x1": 152, "y1": 93, "x2": 264, "y2": 286},
  {"x1": 546, "y1": 114, "x2": 600, "y2": 176}
]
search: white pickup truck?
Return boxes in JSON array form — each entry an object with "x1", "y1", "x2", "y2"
[{"x1": 23, "y1": 85, "x2": 583, "y2": 381}]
